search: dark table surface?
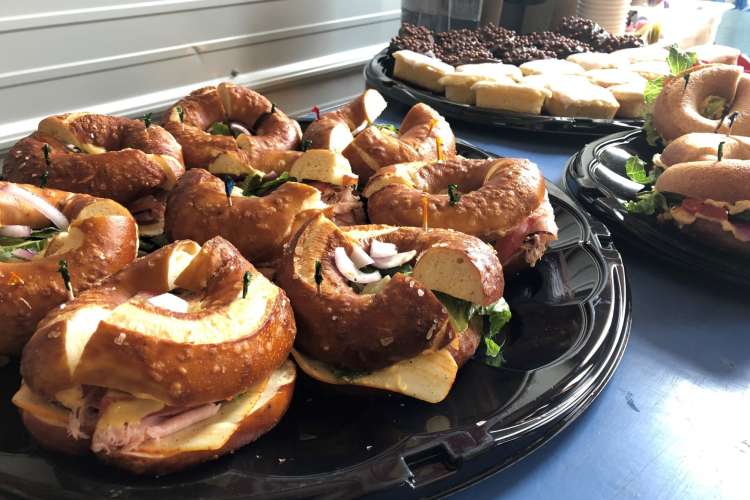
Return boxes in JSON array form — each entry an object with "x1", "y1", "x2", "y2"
[{"x1": 380, "y1": 105, "x2": 750, "y2": 500}]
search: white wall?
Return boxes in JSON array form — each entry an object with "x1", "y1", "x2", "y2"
[{"x1": 0, "y1": 0, "x2": 400, "y2": 151}]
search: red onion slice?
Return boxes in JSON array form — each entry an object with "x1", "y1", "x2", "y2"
[
  {"x1": 369, "y1": 239, "x2": 397, "y2": 259},
  {"x1": 350, "y1": 244, "x2": 374, "y2": 268},
  {"x1": 1, "y1": 185, "x2": 69, "y2": 230},
  {"x1": 372, "y1": 250, "x2": 417, "y2": 270},
  {"x1": 0, "y1": 225, "x2": 32, "y2": 238},
  {"x1": 334, "y1": 247, "x2": 381, "y2": 284},
  {"x1": 11, "y1": 248, "x2": 37, "y2": 261}
]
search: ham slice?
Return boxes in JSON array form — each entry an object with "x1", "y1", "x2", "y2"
[
  {"x1": 493, "y1": 193, "x2": 558, "y2": 266},
  {"x1": 91, "y1": 399, "x2": 221, "y2": 453},
  {"x1": 305, "y1": 181, "x2": 366, "y2": 226},
  {"x1": 128, "y1": 194, "x2": 166, "y2": 225},
  {"x1": 142, "y1": 403, "x2": 219, "y2": 440}
]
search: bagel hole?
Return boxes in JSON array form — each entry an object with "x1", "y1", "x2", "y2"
[
  {"x1": 422, "y1": 165, "x2": 486, "y2": 195},
  {"x1": 208, "y1": 121, "x2": 251, "y2": 138},
  {"x1": 699, "y1": 95, "x2": 728, "y2": 120}
]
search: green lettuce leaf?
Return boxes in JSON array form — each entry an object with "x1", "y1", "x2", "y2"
[
  {"x1": 0, "y1": 227, "x2": 60, "y2": 262},
  {"x1": 433, "y1": 293, "x2": 512, "y2": 366},
  {"x1": 666, "y1": 45, "x2": 698, "y2": 75},
  {"x1": 623, "y1": 190, "x2": 667, "y2": 215},
  {"x1": 241, "y1": 171, "x2": 295, "y2": 197},
  {"x1": 643, "y1": 114, "x2": 662, "y2": 147},
  {"x1": 209, "y1": 121, "x2": 232, "y2": 136},
  {"x1": 624, "y1": 155, "x2": 654, "y2": 185},
  {"x1": 644, "y1": 77, "x2": 664, "y2": 105}
]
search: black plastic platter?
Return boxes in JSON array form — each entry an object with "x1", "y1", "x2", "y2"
[
  {"x1": 565, "y1": 129, "x2": 750, "y2": 286},
  {"x1": 0, "y1": 141, "x2": 631, "y2": 499},
  {"x1": 365, "y1": 48, "x2": 642, "y2": 137}
]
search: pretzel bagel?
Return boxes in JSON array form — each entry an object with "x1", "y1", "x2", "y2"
[
  {"x1": 277, "y1": 215, "x2": 503, "y2": 372},
  {"x1": 343, "y1": 103, "x2": 457, "y2": 180},
  {"x1": 652, "y1": 64, "x2": 750, "y2": 142},
  {"x1": 165, "y1": 168, "x2": 327, "y2": 265},
  {"x1": 16, "y1": 236, "x2": 296, "y2": 473},
  {"x1": 1, "y1": 183, "x2": 138, "y2": 354},
  {"x1": 163, "y1": 83, "x2": 301, "y2": 174},
  {"x1": 4, "y1": 113, "x2": 185, "y2": 205},
  {"x1": 302, "y1": 89, "x2": 387, "y2": 152},
  {"x1": 364, "y1": 158, "x2": 557, "y2": 270}
]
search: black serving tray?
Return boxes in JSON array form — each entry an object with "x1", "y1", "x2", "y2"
[
  {"x1": 0, "y1": 141, "x2": 631, "y2": 499},
  {"x1": 564, "y1": 129, "x2": 750, "y2": 286},
  {"x1": 365, "y1": 48, "x2": 643, "y2": 137}
]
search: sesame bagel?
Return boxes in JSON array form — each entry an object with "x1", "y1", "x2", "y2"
[
  {"x1": 0, "y1": 182, "x2": 138, "y2": 354},
  {"x1": 342, "y1": 103, "x2": 457, "y2": 180},
  {"x1": 364, "y1": 158, "x2": 557, "y2": 270},
  {"x1": 652, "y1": 64, "x2": 750, "y2": 142},
  {"x1": 165, "y1": 168, "x2": 327, "y2": 265},
  {"x1": 16, "y1": 236, "x2": 297, "y2": 474},
  {"x1": 3, "y1": 113, "x2": 185, "y2": 230},
  {"x1": 302, "y1": 89, "x2": 387, "y2": 152},
  {"x1": 163, "y1": 83, "x2": 301, "y2": 174},
  {"x1": 277, "y1": 214, "x2": 503, "y2": 373}
]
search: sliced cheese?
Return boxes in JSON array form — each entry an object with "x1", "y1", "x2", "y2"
[
  {"x1": 95, "y1": 396, "x2": 165, "y2": 433},
  {"x1": 12, "y1": 384, "x2": 69, "y2": 427},
  {"x1": 292, "y1": 348, "x2": 458, "y2": 404},
  {"x1": 130, "y1": 360, "x2": 294, "y2": 455}
]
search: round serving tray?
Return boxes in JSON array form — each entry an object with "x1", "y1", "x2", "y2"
[
  {"x1": 365, "y1": 48, "x2": 642, "y2": 137},
  {"x1": 564, "y1": 129, "x2": 750, "y2": 286},
  {"x1": 0, "y1": 141, "x2": 631, "y2": 499}
]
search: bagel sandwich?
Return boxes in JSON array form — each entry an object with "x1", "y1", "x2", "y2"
[
  {"x1": 363, "y1": 158, "x2": 558, "y2": 274},
  {"x1": 302, "y1": 90, "x2": 388, "y2": 152},
  {"x1": 651, "y1": 160, "x2": 750, "y2": 255},
  {"x1": 4, "y1": 113, "x2": 185, "y2": 236},
  {"x1": 277, "y1": 215, "x2": 511, "y2": 403},
  {"x1": 652, "y1": 63, "x2": 750, "y2": 142},
  {"x1": 163, "y1": 83, "x2": 301, "y2": 174},
  {"x1": 13, "y1": 236, "x2": 297, "y2": 474},
  {"x1": 343, "y1": 103, "x2": 457, "y2": 181},
  {"x1": 1, "y1": 182, "x2": 138, "y2": 354},
  {"x1": 165, "y1": 150, "x2": 367, "y2": 266}
]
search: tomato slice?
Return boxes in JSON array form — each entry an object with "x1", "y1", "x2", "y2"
[{"x1": 679, "y1": 199, "x2": 727, "y2": 221}]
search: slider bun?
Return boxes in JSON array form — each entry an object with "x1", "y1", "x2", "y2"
[
  {"x1": 21, "y1": 236, "x2": 296, "y2": 407},
  {"x1": 277, "y1": 215, "x2": 502, "y2": 372},
  {"x1": 659, "y1": 133, "x2": 750, "y2": 167},
  {"x1": 655, "y1": 160, "x2": 750, "y2": 203},
  {"x1": 99, "y1": 360, "x2": 296, "y2": 475},
  {"x1": 671, "y1": 217, "x2": 750, "y2": 257}
]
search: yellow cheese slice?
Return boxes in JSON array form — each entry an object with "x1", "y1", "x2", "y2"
[{"x1": 292, "y1": 348, "x2": 458, "y2": 404}]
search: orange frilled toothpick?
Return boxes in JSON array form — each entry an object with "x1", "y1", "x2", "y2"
[{"x1": 421, "y1": 194, "x2": 429, "y2": 230}]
